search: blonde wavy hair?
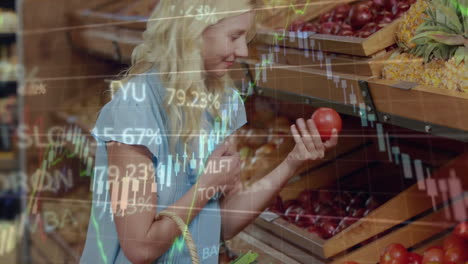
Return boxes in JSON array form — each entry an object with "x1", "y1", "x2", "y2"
[{"x1": 116, "y1": 0, "x2": 256, "y2": 154}]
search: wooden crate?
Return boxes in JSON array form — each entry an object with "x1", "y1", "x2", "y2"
[
  {"x1": 330, "y1": 195, "x2": 465, "y2": 264},
  {"x1": 254, "y1": 44, "x2": 392, "y2": 77},
  {"x1": 244, "y1": 61, "x2": 369, "y2": 109},
  {"x1": 254, "y1": 146, "x2": 468, "y2": 259},
  {"x1": 253, "y1": 0, "x2": 405, "y2": 57},
  {"x1": 243, "y1": 62, "x2": 468, "y2": 136},
  {"x1": 256, "y1": 0, "x2": 355, "y2": 31},
  {"x1": 367, "y1": 79, "x2": 468, "y2": 132}
]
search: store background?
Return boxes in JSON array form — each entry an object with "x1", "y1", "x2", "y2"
[{"x1": 0, "y1": 0, "x2": 466, "y2": 263}]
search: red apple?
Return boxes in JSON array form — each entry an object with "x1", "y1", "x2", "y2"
[
  {"x1": 320, "y1": 220, "x2": 338, "y2": 239},
  {"x1": 384, "y1": 0, "x2": 399, "y2": 12},
  {"x1": 307, "y1": 225, "x2": 325, "y2": 237},
  {"x1": 350, "y1": 4, "x2": 374, "y2": 29},
  {"x1": 319, "y1": 21, "x2": 336, "y2": 34},
  {"x1": 320, "y1": 11, "x2": 334, "y2": 23},
  {"x1": 335, "y1": 4, "x2": 352, "y2": 15},
  {"x1": 302, "y1": 22, "x2": 319, "y2": 32}
]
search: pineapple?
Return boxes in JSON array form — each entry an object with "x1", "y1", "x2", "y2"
[
  {"x1": 396, "y1": 0, "x2": 430, "y2": 49},
  {"x1": 383, "y1": 0, "x2": 467, "y2": 93},
  {"x1": 421, "y1": 59, "x2": 446, "y2": 88},
  {"x1": 410, "y1": 0, "x2": 466, "y2": 92},
  {"x1": 382, "y1": 52, "x2": 424, "y2": 83},
  {"x1": 445, "y1": 57, "x2": 468, "y2": 92}
]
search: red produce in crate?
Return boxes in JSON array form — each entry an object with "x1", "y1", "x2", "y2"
[
  {"x1": 296, "y1": 211, "x2": 317, "y2": 228},
  {"x1": 361, "y1": 22, "x2": 379, "y2": 33},
  {"x1": 384, "y1": 0, "x2": 399, "y2": 12},
  {"x1": 320, "y1": 11, "x2": 334, "y2": 23},
  {"x1": 284, "y1": 204, "x2": 304, "y2": 223},
  {"x1": 349, "y1": 192, "x2": 368, "y2": 207},
  {"x1": 373, "y1": 0, "x2": 386, "y2": 9},
  {"x1": 350, "y1": 208, "x2": 366, "y2": 218},
  {"x1": 320, "y1": 219, "x2": 338, "y2": 239},
  {"x1": 334, "y1": 214, "x2": 362, "y2": 235},
  {"x1": 393, "y1": 1, "x2": 410, "y2": 17},
  {"x1": 350, "y1": 3, "x2": 374, "y2": 29},
  {"x1": 380, "y1": 243, "x2": 409, "y2": 264},
  {"x1": 454, "y1": 221, "x2": 468, "y2": 239},
  {"x1": 355, "y1": 29, "x2": 374, "y2": 38},
  {"x1": 442, "y1": 235, "x2": 468, "y2": 264},
  {"x1": 297, "y1": 189, "x2": 317, "y2": 204},
  {"x1": 290, "y1": 20, "x2": 305, "y2": 31},
  {"x1": 340, "y1": 23, "x2": 353, "y2": 31},
  {"x1": 319, "y1": 21, "x2": 337, "y2": 34},
  {"x1": 364, "y1": 196, "x2": 381, "y2": 211},
  {"x1": 307, "y1": 225, "x2": 325, "y2": 238},
  {"x1": 338, "y1": 29, "x2": 355, "y2": 36},
  {"x1": 269, "y1": 195, "x2": 284, "y2": 214},
  {"x1": 335, "y1": 4, "x2": 352, "y2": 15},
  {"x1": 408, "y1": 253, "x2": 423, "y2": 264},
  {"x1": 302, "y1": 22, "x2": 318, "y2": 32},
  {"x1": 422, "y1": 246, "x2": 444, "y2": 264},
  {"x1": 333, "y1": 12, "x2": 347, "y2": 22},
  {"x1": 318, "y1": 189, "x2": 334, "y2": 202},
  {"x1": 376, "y1": 10, "x2": 394, "y2": 23}
]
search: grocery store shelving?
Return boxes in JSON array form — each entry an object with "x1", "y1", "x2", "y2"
[{"x1": 238, "y1": 61, "x2": 468, "y2": 143}]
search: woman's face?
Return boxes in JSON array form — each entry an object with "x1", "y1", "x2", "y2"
[{"x1": 201, "y1": 11, "x2": 255, "y2": 78}]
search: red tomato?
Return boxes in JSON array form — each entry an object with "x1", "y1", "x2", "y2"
[
  {"x1": 443, "y1": 235, "x2": 466, "y2": 250},
  {"x1": 408, "y1": 252, "x2": 423, "y2": 264},
  {"x1": 454, "y1": 222, "x2": 468, "y2": 239},
  {"x1": 311, "y1": 108, "x2": 342, "y2": 141},
  {"x1": 443, "y1": 235, "x2": 468, "y2": 264},
  {"x1": 380, "y1": 243, "x2": 409, "y2": 264},
  {"x1": 422, "y1": 246, "x2": 444, "y2": 264},
  {"x1": 443, "y1": 246, "x2": 468, "y2": 264}
]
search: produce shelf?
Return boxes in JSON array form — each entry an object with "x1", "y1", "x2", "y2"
[
  {"x1": 254, "y1": 0, "x2": 404, "y2": 57},
  {"x1": 365, "y1": 79, "x2": 468, "y2": 139},
  {"x1": 330, "y1": 194, "x2": 466, "y2": 264},
  {"x1": 240, "y1": 62, "x2": 468, "y2": 142},
  {"x1": 254, "y1": 18, "x2": 399, "y2": 57},
  {"x1": 253, "y1": 45, "x2": 392, "y2": 77},
  {"x1": 252, "y1": 151, "x2": 468, "y2": 260}
]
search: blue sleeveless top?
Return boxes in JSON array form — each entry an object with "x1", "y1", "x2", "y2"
[{"x1": 80, "y1": 67, "x2": 247, "y2": 264}]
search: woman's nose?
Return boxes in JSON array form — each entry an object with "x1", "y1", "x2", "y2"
[{"x1": 234, "y1": 42, "x2": 248, "y2": 58}]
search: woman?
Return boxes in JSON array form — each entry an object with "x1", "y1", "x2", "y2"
[{"x1": 81, "y1": 0, "x2": 338, "y2": 263}]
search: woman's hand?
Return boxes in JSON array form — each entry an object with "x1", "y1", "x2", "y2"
[
  {"x1": 286, "y1": 117, "x2": 339, "y2": 170},
  {"x1": 198, "y1": 141, "x2": 241, "y2": 198}
]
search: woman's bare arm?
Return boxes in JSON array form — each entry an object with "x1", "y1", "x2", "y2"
[
  {"x1": 220, "y1": 119, "x2": 339, "y2": 240},
  {"x1": 107, "y1": 142, "x2": 213, "y2": 264},
  {"x1": 219, "y1": 159, "x2": 296, "y2": 240}
]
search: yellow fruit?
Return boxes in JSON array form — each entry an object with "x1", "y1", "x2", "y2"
[
  {"x1": 396, "y1": 0, "x2": 429, "y2": 50},
  {"x1": 444, "y1": 58, "x2": 467, "y2": 93}
]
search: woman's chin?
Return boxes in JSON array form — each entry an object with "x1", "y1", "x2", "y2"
[{"x1": 206, "y1": 68, "x2": 228, "y2": 78}]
